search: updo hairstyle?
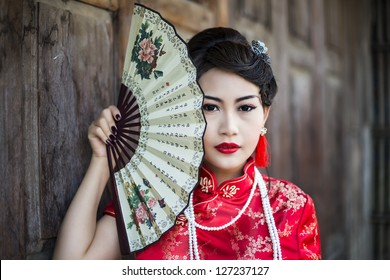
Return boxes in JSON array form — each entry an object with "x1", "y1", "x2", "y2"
[{"x1": 188, "y1": 27, "x2": 277, "y2": 107}]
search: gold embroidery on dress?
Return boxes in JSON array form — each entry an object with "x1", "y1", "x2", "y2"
[
  {"x1": 279, "y1": 220, "x2": 298, "y2": 237},
  {"x1": 161, "y1": 225, "x2": 189, "y2": 260},
  {"x1": 246, "y1": 206, "x2": 266, "y2": 230},
  {"x1": 300, "y1": 214, "x2": 320, "y2": 246},
  {"x1": 200, "y1": 201, "x2": 223, "y2": 220},
  {"x1": 200, "y1": 176, "x2": 213, "y2": 193},
  {"x1": 176, "y1": 214, "x2": 187, "y2": 226},
  {"x1": 228, "y1": 223, "x2": 273, "y2": 259},
  {"x1": 271, "y1": 181, "x2": 307, "y2": 213},
  {"x1": 302, "y1": 243, "x2": 321, "y2": 260},
  {"x1": 220, "y1": 184, "x2": 240, "y2": 198}
]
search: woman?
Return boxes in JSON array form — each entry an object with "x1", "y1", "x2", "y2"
[{"x1": 53, "y1": 27, "x2": 321, "y2": 260}]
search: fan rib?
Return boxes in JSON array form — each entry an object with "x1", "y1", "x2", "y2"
[
  {"x1": 112, "y1": 141, "x2": 127, "y2": 169},
  {"x1": 123, "y1": 113, "x2": 141, "y2": 125},
  {"x1": 122, "y1": 101, "x2": 139, "y2": 121},
  {"x1": 115, "y1": 138, "x2": 133, "y2": 164},
  {"x1": 120, "y1": 128, "x2": 140, "y2": 136},
  {"x1": 121, "y1": 87, "x2": 135, "y2": 110},
  {"x1": 117, "y1": 84, "x2": 128, "y2": 107},
  {"x1": 111, "y1": 146, "x2": 120, "y2": 171},
  {"x1": 116, "y1": 135, "x2": 137, "y2": 155},
  {"x1": 120, "y1": 122, "x2": 140, "y2": 128}
]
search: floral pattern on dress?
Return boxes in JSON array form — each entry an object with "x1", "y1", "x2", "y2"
[
  {"x1": 160, "y1": 227, "x2": 189, "y2": 260},
  {"x1": 228, "y1": 223, "x2": 273, "y2": 259},
  {"x1": 107, "y1": 158, "x2": 322, "y2": 260}
]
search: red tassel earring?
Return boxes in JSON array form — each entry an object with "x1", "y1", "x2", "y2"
[{"x1": 255, "y1": 128, "x2": 270, "y2": 168}]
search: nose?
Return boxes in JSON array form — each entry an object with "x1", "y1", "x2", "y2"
[{"x1": 219, "y1": 111, "x2": 239, "y2": 136}]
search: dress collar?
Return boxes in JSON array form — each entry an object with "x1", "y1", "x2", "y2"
[{"x1": 195, "y1": 158, "x2": 255, "y2": 199}]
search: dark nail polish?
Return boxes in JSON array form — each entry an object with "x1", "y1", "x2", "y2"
[
  {"x1": 111, "y1": 126, "x2": 117, "y2": 135},
  {"x1": 109, "y1": 134, "x2": 116, "y2": 141},
  {"x1": 115, "y1": 114, "x2": 121, "y2": 121}
]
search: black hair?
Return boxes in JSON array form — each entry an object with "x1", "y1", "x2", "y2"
[{"x1": 188, "y1": 27, "x2": 277, "y2": 107}]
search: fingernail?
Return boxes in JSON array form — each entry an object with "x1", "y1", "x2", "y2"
[
  {"x1": 111, "y1": 126, "x2": 117, "y2": 135},
  {"x1": 115, "y1": 114, "x2": 121, "y2": 121},
  {"x1": 105, "y1": 139, "x2": 111, "y2": 145},
  {"x1": 109, "y1": 134, "x2": 116, "y2": 142}
]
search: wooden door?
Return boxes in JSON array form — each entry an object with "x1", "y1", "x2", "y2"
[{"x1": 0, "y1": 0, "x2": 131, "y2": 259}]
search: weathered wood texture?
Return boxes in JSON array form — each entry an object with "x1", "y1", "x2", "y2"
[
  {"x1": 79, "y1": 0, "x2": 119, "y2": 11},
  {"x1": 136, "y1": 0, "x2": 215, "y2": 38},
  {"x1": 37, "y1": 0, "x2": 114, "y2": 239},
  {"x1": 233, "y1": 0, "x2": 373, "y2": 259},
  {"x1": 340, "y1": 0, "x2": 375, "y2": 259},
  {"x1": 0, "y1": 0, "x2": 25, "y2": 260},
  {"x1": 1, "y1": 0, "x2": 375, "y2": 259},
  {"x1": 1, "y1": 0, "x2": 117, "y2": 259}
]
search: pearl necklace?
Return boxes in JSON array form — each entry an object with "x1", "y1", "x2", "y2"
[{"x1": 184, "y1": 168, "x2": 282, "y2": 260}]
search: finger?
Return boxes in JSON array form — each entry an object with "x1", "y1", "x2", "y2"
[
  {"x1": 95, "y1": 116, "x2": 113, "y2": 140},
  {"x1": 108, "y1": 105, "x2": 121, "y2": 122},
  {"x1": 96, "y1": 126, "x2": 111, "y2": 145},
  {"x1": 88, "y1": 122, "x2": 110, "y2": 144},
  {"x1": 101, "y1": 107, "x2": 119, "y2": 135}
]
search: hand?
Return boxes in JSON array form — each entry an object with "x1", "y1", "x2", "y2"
[{"x1": 88, "y1": 105, "x2": 121, "y2": 158}]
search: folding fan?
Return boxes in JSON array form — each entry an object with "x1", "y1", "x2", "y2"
[{"x1": 106, "y1": 4, "x2": 205, "y2": 256}]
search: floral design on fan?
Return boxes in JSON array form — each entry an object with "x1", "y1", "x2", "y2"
[
  {"x1": 126, "y1": 181, "x2": 160, "y2": 229},
  {"x1": 131, "y1": 21, "x2": 166, "y2": 80}
]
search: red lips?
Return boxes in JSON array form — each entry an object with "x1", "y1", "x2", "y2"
[{"x1": 215, "y1": 142, "x2": 240, "y2": 154}]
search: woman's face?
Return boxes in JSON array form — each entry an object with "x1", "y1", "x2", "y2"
[{"x1": 199, "y1": 68, "x2": 269, "y2": 183}]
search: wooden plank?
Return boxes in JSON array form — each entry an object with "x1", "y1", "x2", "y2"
[
  {"x1": 22, "y1": 0, "x2": 42, "y2": 259},
  {"x1": 0, "y1": 0, "x2": 26, "y2": 259},
  {"x1": 79, "y1": 0, "x2": 119, "y2": 11},
  {"x1": 267, "y1": 0, "x2": 292, "y2": 181},
  {"x1": 36, "y1": 0, "x2": 116, "y2": 241},
  {"x1": 137, "y1": 0, "x2": 214, "y2": 33},
  {"x1": 212, "y1": 0, "x2": 229, "y2": 27},
  {"x1": 117, "y1": 0, "x2": 134, "y2": 76},
  {"x1": 288, "y1": 0, "x2": 310, "y2": 44}
]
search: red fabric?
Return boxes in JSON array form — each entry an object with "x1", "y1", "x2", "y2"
[{"x1": 104, "y1": 158, "x2": 321, "y2": 260}]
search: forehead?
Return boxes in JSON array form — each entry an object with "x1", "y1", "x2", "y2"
[{"x1": 199, "y1": 68, "x2": 260, "y2": 99}]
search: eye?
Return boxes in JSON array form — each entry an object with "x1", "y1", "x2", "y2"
[
  {"x1": 239, "y1": 104, "x2": 257, "y2": 112},
  {"x1": 202, "y1": 104, "x2": 219, "y2": 112}
]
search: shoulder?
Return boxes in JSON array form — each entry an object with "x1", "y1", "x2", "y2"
[
  {"x1": 262, "y1": 175, "x2": 322, "y2": 259},
  {"x1": 262, "y1": 175, "x2": 316, "y2": 215},
  {"x1": 262, "y1": 175, "x2": 310, "y2": 199}
]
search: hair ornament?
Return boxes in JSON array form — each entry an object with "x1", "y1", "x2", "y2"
[{"x1": 251, "y1": 40, "x2": 271, "y2": 65}]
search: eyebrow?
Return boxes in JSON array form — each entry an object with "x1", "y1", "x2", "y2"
[{"x1": 204, "y1": 95, "x2": 260, "y2": 103}]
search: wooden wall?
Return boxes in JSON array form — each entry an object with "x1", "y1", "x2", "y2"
[
  {"x1": 1, "y1": 0, "x2": 120, "y2": 259},
  {"x1": 341, "y1": 0, "x2": 373, "y2": 259},
  {"x1": 1, "y1": 0, "x2": 374, "y2": 259}
]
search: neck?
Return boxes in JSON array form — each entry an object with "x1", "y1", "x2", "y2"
[{"x1": 203, "y1": 162, "x2": 245, "y2": 185}]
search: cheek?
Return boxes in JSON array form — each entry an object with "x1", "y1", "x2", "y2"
[
  {"x1": 247, "y1": 128, "x2": 262, "y2": 148},
  {"x1": 203, "y1": 113, "x2": 214, "y2": 134},
  {"x1": 244, "y1": 120, "x2": 263, "y2": 147},
  {"x1": 202, "y1": 121, "x2": 214, "y2": 148}
]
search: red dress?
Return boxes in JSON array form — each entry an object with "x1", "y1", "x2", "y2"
[{"x1": 105, "y1": 158, "x2": 321, "y2": 260}]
